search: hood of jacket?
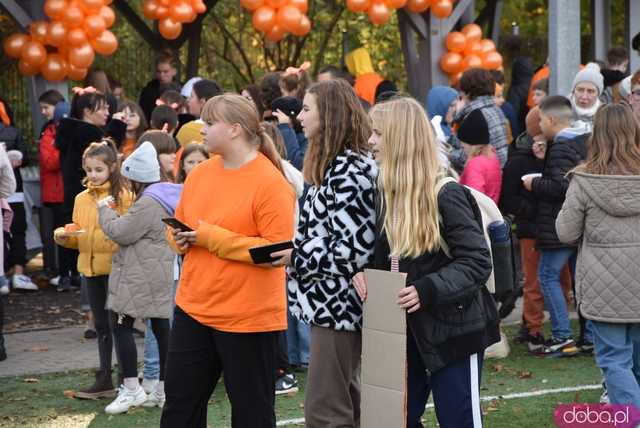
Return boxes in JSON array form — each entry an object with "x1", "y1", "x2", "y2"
[
  {"x1": 142, "y1": 182, "x2": 183, "y2": 216},
  {"x1": 556, "y1": 121, "x2": 592, "y2": 140},
  {"x1": 572, "y1": 172, "x2": 640, "y2": 217},
  {"x1": 426, "y1": 86, "x2": 458, "y2": 119},
  {"x1": 56, "y1": 118, "x2": 103, "y2": 153}
]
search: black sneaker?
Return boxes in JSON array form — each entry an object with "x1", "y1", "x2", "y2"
[
  {"x1": 541, "y1": 337, "x2": 579, "y2": 357},
  {"x1": 57, "y1": 276, "x2": 72, "y2": 292},
  {"x1": 275, "y1": 372, "x2": 299, "y2": 395},
  {"x1": 514, "y1": 324, "x2": 530, "y2": 344},
  {"x1": 577, "y1": 339, "x2": 594, "y2": 354},
  {"x1": 84, "y1": 329, "x2": 98, "y2": 339},
  {"x1": 526, "y1": 333, "x2": 546, "y2": 354}
]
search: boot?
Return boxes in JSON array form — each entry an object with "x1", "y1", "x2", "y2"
[{"x1": 75, "y1": 369, "x2": 116, "y2": 399}]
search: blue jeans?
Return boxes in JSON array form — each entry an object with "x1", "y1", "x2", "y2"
[
  {"x1": 538, "y1": 248, "x2": 577, "y2": 340},
  {"x1": 143, "y1": 280, "x2": 179, "y2": 380},
  {"x1": 591, "y1": 321, "x2": 640, "y2": 408},
  {"x1": 286, "y1": 310, "x2": 309, "y2": 366}
]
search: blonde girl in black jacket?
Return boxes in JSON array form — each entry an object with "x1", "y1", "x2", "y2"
[{"x1": 359, "y1": 96, "x2": 499, "y2": 428}]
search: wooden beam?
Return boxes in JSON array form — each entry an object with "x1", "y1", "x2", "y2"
[
  {"x1": 398, "y1": 9, "x2": 427, "y2": 40},
  {"x1": 490, "y1": 0, "x2": 503, "y2": 43},
  {"x1": 591, "y1": 0, "x2": 611, "y2": 61},
  {"x1": 113, "y1": 0, "x2": 163, "y2": 47},
  {"x1": 443, "y1": 0, "x2": 475, "y2": 34},
  {"x1": 0, "y1": 0, "x2": 32, "y2": 30},
  {"x1": 185, "y1": 20, "x2": 203, "y2": 78},
  {"x1": 549, "y1": 0, "x2": 581, "y2": 96}
]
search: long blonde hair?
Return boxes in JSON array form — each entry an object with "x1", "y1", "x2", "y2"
[
  {"x1": 370, "y1": 97, "x2": 443, "y2": 259},
  {"x1": 201, "y1": 94, "x2": 284, "y2": 176}
]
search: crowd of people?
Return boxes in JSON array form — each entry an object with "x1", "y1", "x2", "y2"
[{"x1": 0, "y1": 39, "x2": 639, "y2": 427}]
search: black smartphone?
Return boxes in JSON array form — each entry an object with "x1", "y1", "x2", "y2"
[
  {"x1": 162, "y1": 217, "x2": 194, "y2": 232},
  {"x1": 249, "y1": 241, "x2": 294, "y2": 264}
]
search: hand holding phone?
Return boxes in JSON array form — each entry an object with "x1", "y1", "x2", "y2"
[{"x1": 162, "y1": 217, "x2": 194, "y2": 232}]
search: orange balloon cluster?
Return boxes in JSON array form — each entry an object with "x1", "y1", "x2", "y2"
[
  {"x1": 142, "y1": 0, "x2": 207, "y2": 40},
  {"x1": 345, "y1": 0, "x2": 453, "y2": 27},
  {"x1": 242, "y1": 0, "x2": 311, "y2": 42},
  {"x1": 2, "y1": 0, "x2": 118, "y2": 81},
  {"x1": 440, "y1": 23, "x2": 503, "y2": 85}
]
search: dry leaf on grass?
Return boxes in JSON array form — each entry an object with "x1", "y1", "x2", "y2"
[
  {"x1": 26, "y1": 346, "x2": 49, "y2": 352},
  {"x1": 23, "y1": 378, "x2": 39, "y2": 383},
  {"x1": 518, "y1": 370, "x2": 532, "y2": 379},
  {"x1": 62, "y1": 390, "x2": 75, "y2": 399}
]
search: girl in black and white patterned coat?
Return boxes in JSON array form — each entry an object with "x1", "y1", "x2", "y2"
[{"x1": 272, "y1": 79, "x2": 377, "y2": 428}]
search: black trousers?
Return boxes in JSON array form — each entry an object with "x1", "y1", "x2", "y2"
[
  {"x1": 111, "y1": 312, "x2": 169, "y2": 380},
  {"x1": 5, "y1": 202, "x2": 26, "y2": 269},
  {"x1": 0, "y1": 295, "x2": 4, "y2": 350},
  {"x1": 85, "y1": 276, "x2": 113, "y2": 371},
  {"x1": 58, "y1": 207, "x2": 78, "y2": 277},
  {"x1": 161, "y1": 306, "x2": 278, "y2": 428}
]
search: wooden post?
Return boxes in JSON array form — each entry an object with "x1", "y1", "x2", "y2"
[{"x1": 548, "y1": 0, "x2": 581, "y2": 96}]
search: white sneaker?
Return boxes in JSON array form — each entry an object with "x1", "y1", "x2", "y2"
[
  {"x1": 49, "y1": 276, "x2": 60, "y2": 286},
  {"x1": 0, "y1": 279, "x2": 9, "y2": 295},
  {"x1": 141, "y1": 378, "x2": 158, "y2": 394},
  {"x1": 104, "y1": 385, "x2": 147, "y2": 414},
  {"x1": 12, "y1": 274, "x2": 38, "y2": 292},
  {"x1": 142, "y1": 389, "x2": 166, "y2": 408}
]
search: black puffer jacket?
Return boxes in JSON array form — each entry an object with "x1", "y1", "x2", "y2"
[
  {"x1": 499, "y1": 133, "x2": 544, "y2": 239},
  {"x1": 55, "y1": 118, "x2": 126, "y2": 214},
  {"x1": 531, "y1": 127, "x2": 589, "y2": 249},
  {"x1": 373, "y1": 182, "x2": 500, "y2": 373}
]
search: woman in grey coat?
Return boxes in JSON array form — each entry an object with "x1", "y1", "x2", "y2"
[
  {"x1": 556, "y1": 103, "x2": 640, "y2": 409},
  {"x1": 98, "y1": 142, "x2": 181, "y2": 414}
]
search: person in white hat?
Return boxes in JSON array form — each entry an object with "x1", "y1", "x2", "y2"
[{"x1": 570, "y1": 63, "x2": 604, "y2": 128}]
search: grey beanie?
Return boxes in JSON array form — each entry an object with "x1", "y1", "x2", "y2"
[
  {"x1": 121, "y1": 141, "x2": 160, "y2": 183},
  {"x1": 572, "y1": 63, "x2": 604, "y2": 95}
]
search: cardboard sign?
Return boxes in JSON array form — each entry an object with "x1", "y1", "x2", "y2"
[{"x1": 361, "y1": 269, "x2": 407, "y2": 428}]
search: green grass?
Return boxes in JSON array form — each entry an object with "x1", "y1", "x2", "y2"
[{"x1": 0, "y1": 322, "x2": 603, "y2": 427}]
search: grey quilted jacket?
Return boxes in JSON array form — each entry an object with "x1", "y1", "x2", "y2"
[
  {"x1": 98, "y1": 196, "x2": 174, "y2": 319},
  {"x1": 556, "y1": 172, "x2": 640, "y2": 323}
]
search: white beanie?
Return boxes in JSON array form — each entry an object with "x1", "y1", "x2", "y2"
[
  {"x1": 572, "y1": 63, "x2": 604, "y2": 95},
  {"x1": 181, "y1": 77, "x2": 203, "y2": 98},
  {"x1": 122, "y1": 141, "x2": 160, "y2": 183}
]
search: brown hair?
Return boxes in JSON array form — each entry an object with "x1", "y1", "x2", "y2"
[
  {"x1": 631, "y1": 69, "x2": 640, "y2": 87},
  {"x1": 303, "y1": 79, "x2": 371, "y2": 187},
  {"x1": 116, "y1": 99, "x2": 148, "y2": 140},
  {"x1": 577, "y1": 103, "x2": 640, "y2": 175},
  {"x1": 150, "y1": 105, "x2": 178, "y2": 133},
  {"x1": 261, "y1": 121, "x2": 286, "y2": 158},
  {"x1": 84, "y1": 69, "x2": 112, "y2": 95},
  {"x1": 460, "y1": 68, "x2": 496, "y2": 99},
  {"x1": 280, "y1": 71, "x2": 311, "y2": 100},
  {"x1": 158, "y1": 89, "x2": 186, "y2": 113},
  {"x1": 177, "y1": 143, "x2": 209, "y2": 183},
  {"x1": 136, "y1": 130, "x2": 177, "y2": 182},
  {"x1": 155, "y1": 50, "x2": 176, "y2": 68},
  {"x1": 606, "y1": 46, "x2": 628, "y2": 67},
  {"x1": 201, "y1": 94, "x2": 285, "y2": 176},
  {"x1": 242, "y1": 84, "x2": 264, "y2": 118},
  {"x1": 82, "y1": 138, "x2": 128, "y2": 206}
]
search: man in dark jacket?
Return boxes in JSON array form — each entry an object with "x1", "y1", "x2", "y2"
[
  {"x1": 523, "y1": 96, "x2": 590, "y2": 356},
  {"x1": 139, "y1": 51, "x2": 180, "y2": 121}
]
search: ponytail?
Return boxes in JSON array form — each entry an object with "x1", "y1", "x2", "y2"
[{"x1": 257, "y1": 124, "x2": 285, "y2": 177}]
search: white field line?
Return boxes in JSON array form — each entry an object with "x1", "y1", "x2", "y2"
[{"x1": 274, "y1": 384, "x2": 603, "y2": 426}]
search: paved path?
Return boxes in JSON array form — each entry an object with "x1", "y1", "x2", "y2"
[{"x1": 0, "y1": 326, "x2": 144, "y2": 378}]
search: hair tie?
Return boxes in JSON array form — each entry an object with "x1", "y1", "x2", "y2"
[
  {"x1": 0, "y1": 102, "x2": 10, "y2": 127},
  {"x1": 72, "y1": 86, "x2": 98, "y2": 96},
  {"x1": 283, "y1": 61, "x2": 311, "y2": 77}
]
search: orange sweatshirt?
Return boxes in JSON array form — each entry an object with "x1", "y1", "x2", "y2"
[{"x1": 174, "y1": 153, "x2": 295, "y2": 333}]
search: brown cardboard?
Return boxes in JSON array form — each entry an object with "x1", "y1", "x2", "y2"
[{"x1": 361, "y1": 269, "x2": 407, "y2": 428}]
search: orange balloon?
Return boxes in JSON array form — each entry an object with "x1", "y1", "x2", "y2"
[
  {"x1": 67, "y1": 63, "x2": 88, "y2": 80},
  {"x1": 463, "y1": 40, "x2": 482, "y2": 57},
  {"x1": 21, "y1": 41, "x2": 47, "y2": 67},
  {"x1": 405, "y1": 0, "x2": 429, "y2": 13},
  {"x1": 482, "y1": 51, "x2": 503, "y2": 70},
  {"x1": 143, "y1": 0, "x2": 159, "y2": 18},
  {"x1": 288, "y1": 0, "x2": 308, "y2": 13},
  {"x1": 84, "y1": 14, "x2": 107, "y2": 37},
  {"x1": 30, "y1": 21, "x2": 49, "y2": 44},
  {"x1": 462, "y1": 23, "x2": 482, "y2": 43},
  {"x1": 440, "y1": 52, "x2": 462, "y2": 74},
  {"x1": 3, "y1": 33, "x2": 30, "y2": 59},
  {"x1": 159, "y1": 18, "x2": 182, "y2": 39},
  {"x1": 385, "y1": 0, "x2": 407, "y2": 9},
  {"x1": 100, "y1": 6, "x2": 116, "y2": 28},
  {"x1": 46, "y1": 21, "x2": 67, "y2": 47},
  {"x1": 41, "y1": 53, "x2": 68, "y2": 81},
  {"x1": 69, "y1": 43, "x2": 95, "y2": 68},
  {"x1": 19, "y1": 58, "x2": 41, "y2": 76},
  {"x1": 170, "y1": 1, "x2": 194, "y2": 23},
  {"x1": 44, "y1": 0, "x2": 67, "y2": 20},
  {"x1": 64, "y1": 5, "x2": 85, "y2": 28},
  {"x1": 290, "y1": 14, "x2": 311, "y2": 36},
  {"x1": 91, "y1": 30, "x2": 118, "y2": 55},
  {"x1": 461, "y1": 54, "x2": 482, "y2": 72},
  {"x1": 265, "y1": 24, "x2": 286, "y2": 42},
  {"x1": 158, "y1": 0, "x2": 171, "y2": 5},
  {"x1": 191, "y1": 0, "x2": 206, "y2": 14},
  {"x1": 431, "y1": 0, "x2": 452, "y2": 18},
  {"x1": 67, "y1": 28, "x2": 88, "y2": 46},
  {"x1": 445, "y1": 31, "x2": 466, "y2": 53},
  {"x1": 156, "y1": 5, "x2": 170, "y2": 19},
  {"x1": 240, "y1": 0, "x2": 264, "y2": 11},
  {"x1": 265, "y1": 0, "x2": 288, "y2": 8},
  {"x1": 277, "y1": 5, "x2": 302, "y2": 33},
  {"x1": 479, "y1": 39, "x2": 496, "y2": 55},
  {"x1": 252, "y1": 6, "x2": 276, "y2": 33},
  {"x1": 346, "y1": 0, "x2": 370, "y2": 12},
  {"x1": 449, "y1": 71, "x2": 462, "y2": 86},
  {"x1": 368, "y1": 2, "x2": 390, "y2": 25},
  {"x1": 78, "y1": 0, "x2": 104, "y2": 14}
]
